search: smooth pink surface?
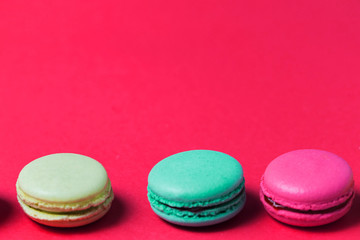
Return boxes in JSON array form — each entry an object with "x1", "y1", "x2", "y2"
[
  {"x1": 1, "y1": 0, "x2": 360, "y2": 239},
  {"x1": 262, "y1": 149, "x2": 353, "y2": 207}
]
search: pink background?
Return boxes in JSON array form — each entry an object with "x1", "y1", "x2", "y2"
[{"x1": 1, "y1": 0, "x2": 360, "y2": 239}]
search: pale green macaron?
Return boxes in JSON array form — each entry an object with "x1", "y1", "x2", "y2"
[
  {"x1": 147, "y1": 150, "x2": 245, "y2": 226},
  {"x1": 16, "y1": 153, "x2": 114, "y2": 227}
]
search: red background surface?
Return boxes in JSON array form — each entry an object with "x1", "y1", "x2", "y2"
[{"x1": 1, "y1": 0, "x2": 360, "y2": 239}]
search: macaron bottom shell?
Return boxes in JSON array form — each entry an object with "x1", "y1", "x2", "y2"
[
  {"x1": 259, "y1": 190, "x2": 354, "y2": 227},
  {"x1": 150, "y1": 191, "x2": 246, "y2": 227},
  {"x1": 18, "y1": 190, "x2": 114, "y2": 228}
]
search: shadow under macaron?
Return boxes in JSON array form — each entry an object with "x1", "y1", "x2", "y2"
[
  {"x1": 36, "y1": 194, "x2": 130, "y2": 234},
  {"x1": 167, "y1": 189, "x2": 263, "y2": 232},
  {"x1": 0, "y1": 197, "x2": 14, "y2": 227}
]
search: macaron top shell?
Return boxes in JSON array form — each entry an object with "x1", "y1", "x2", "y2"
[
  {"x1": 17, "y1": 153, "x2": 108, "y2": 203},
  {"x1": 262, "y1": 149, "x2": 353, "y2": 205},
  {"x1": 148, "y1": 150, "x2": 243, "y2": 203}
]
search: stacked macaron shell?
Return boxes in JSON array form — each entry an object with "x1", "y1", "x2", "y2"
[
  {"x1": 16, "y1": 153, "x2": 114, "y2": 227},
  {"x1": 148, "y1": 150, "x2": 246, "y2": 226},
  {"x1": 260, "y1": 149, "x2": 354, "y2": 227}
]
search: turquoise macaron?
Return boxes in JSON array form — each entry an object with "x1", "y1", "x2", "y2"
[{"x1": 147, "y1": 150, "x2": 246, "y2": 226}]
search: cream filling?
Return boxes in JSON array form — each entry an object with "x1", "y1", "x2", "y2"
[
  {"x1": 16, "y1": 179, "x2": 112, "y2": 212},
  {"x1": 18, "y1": 190, "x2": 114, "y2": 221}
]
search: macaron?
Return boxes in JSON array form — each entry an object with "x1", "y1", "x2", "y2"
[
  {"x1": 260, "y1": 149, "x2": 354, "y2": 227},
  {"x1": 16, "y1": 153, "x2": 114, "y2": 227},
  {"x1": 147, "y1": 150, "x2": 246, "y2": 227}
]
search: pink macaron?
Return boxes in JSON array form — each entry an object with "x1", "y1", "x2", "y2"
[{"x1": 260, "y1": 149, "x2": 354, "y2": 227}]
